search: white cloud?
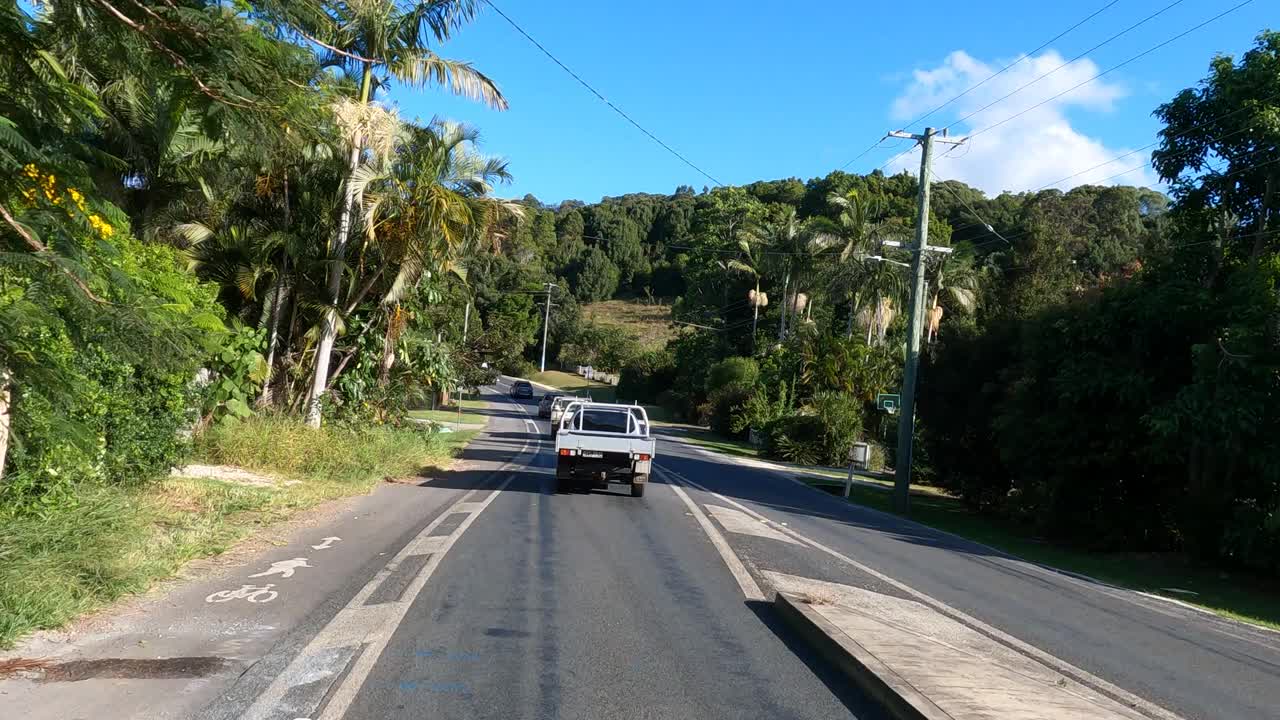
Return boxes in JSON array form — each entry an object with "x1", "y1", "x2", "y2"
[{"x1": 885, "y1": 50, "x2": 1157, "y2": 195}]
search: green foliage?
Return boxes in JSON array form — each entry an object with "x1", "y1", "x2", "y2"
[
  {"x1": 559, "y1": 322, "x2": 640, "y2": 372},
  {"x1": 205, "y1": 324, "x2": 268, "y2": 424},
  {"x1": 617, "y1": 349, "x2": 676, "y2": 404},
  {"x1": 705, "y1": 356, "x2": 760, "y2": 394},
  {"x1": 570, "y1": 247, "x2": 620, "y2": 302}
]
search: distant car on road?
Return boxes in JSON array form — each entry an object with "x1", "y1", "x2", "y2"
[
  {"x1": 538, "y1": 392, "x2": 564, "y2": 417},
  {"x1": 510, "y1": 380, "x2": 534, "y2": 399}
]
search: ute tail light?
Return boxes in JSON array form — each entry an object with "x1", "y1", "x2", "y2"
[
  {"x1": 637, "y1": 453, "x2": 651, "y2": 461},
  {"x1": 558, "y1": 449, "x2": 572, "y2": 456}
]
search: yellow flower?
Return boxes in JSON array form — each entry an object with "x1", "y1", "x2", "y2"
[
  {"x1": 24, "y1": 164, "x2": 39, "y2": 178},
  {"x1": 68, "y1": 188, "x2": 83, "y2": 203}
]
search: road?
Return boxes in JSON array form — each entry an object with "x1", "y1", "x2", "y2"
[
  {"x1": 193, "y1": 385, "x2": 881, "y2": 720},
  {"x1": 9, "y1": 382, "x2": 1277, "y2": 720}
]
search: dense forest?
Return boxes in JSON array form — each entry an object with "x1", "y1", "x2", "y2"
[{"x1": 2, "y1": 0, "x2": 1277, "y2": 578}]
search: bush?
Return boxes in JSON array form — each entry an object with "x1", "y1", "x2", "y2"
[
  {"x1": 500, "y1": 356, "x2": 538, "y2": 379},
  {"x1": 764, "y1": 414, "x2": 826, "y2": 464},
  {"x1": 618, "y1": 349, "x2": 676, "y2": 404},
  {"x1": 2, "y1": 231, "x2": 220, "y2": 508},
  {"x1": 705, "y1": 356, "x2": 759, "y2": 394},
  {"x1": 809, "y1": 391, "x2": 864, "y2": 465},
  {"x1": 708, "y1": 383, "x2": 754, "y2": 437}
]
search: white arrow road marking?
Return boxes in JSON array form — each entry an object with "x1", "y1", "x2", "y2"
[
  {"x1": 310, "y1": 537, "x2": 341, "y2": 550},
  {"x1": 705, "y1": 504, "x2": 800, "y2": 545},
  {"x1": 238, "y1": 423, "x2": 535, "y2": 720},
  {"x1": 249, "y1": 558, "x2": 312, "y2": 579}
]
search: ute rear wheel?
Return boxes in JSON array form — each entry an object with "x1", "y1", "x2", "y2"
[{"x1": 630, "y1": 474, "x2": 647, "y2": 498}]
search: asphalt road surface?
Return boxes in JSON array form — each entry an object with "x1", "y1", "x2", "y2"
[{"x1": 65, "y1": 380, "x2": 1277, "y2": 720}]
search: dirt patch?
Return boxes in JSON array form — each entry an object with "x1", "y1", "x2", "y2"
[{"x1": 170, "y1": 464, "x2": 288, "y2": 487}]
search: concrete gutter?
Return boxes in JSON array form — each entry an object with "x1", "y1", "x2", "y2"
[{"x1": 774, "y1": 592, "x2": 947, "y2": 720}]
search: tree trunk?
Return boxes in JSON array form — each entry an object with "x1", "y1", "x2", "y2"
[
  {"x1": 847, "y1": 298, "x2": 856, "y2": 338},
  {"x1": 866, "y1": 295, "x2": 877, "y2": 346},
  {"x1": 777, "y1": 272, "x2": 790, "y2": 340},
  {"x1": 750, "y1": 279, "x2": 759, "y2": 348},
  {"x1": 0, "y1": 368, "x2": 10, "y2": 482},
  {"x1": 377, "y1": 310, "x2": 397, "y2": 387},
  {"x1": 306, "y1": 62, "x2": 372, "y2": 428},
  {"x1": 258, "y1": 264, "x2": 288, "y2": 407}
]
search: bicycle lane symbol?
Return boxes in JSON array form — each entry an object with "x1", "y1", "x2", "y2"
[{"x1": 205, "y1": 584, "x2": 279, "y2": 604}]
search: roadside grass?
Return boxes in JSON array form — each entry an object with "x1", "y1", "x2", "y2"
[
  {"x1": 676, "y1": 429, "x2": 760, "y2": 459},
  {"x1": 408, "y1": 408, "x2": 489, "y2": 425},
  {"x1": 799, "y1": 476, "x2": 1280, "y2": 631},
  {"x1": 0, "y1": 416, "x2": 474, "y2": 649},
  {"x1": 582, "y1": 299, "x2": 675, "y2": 349},
  {"x1": 531, "y1": 370, "x2": 617, "y2": 403}
]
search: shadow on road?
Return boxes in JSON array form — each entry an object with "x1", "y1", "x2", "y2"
[
  {"x1": 655, "y1": 438, "x2": 1032, "y2": 564},
  {"x1": 746, "y1": 599, "x2": 888, "y2": 720}
]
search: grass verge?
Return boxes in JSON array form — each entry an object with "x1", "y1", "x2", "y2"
[
  {"x1": 0, "y1": 416, "x2": 475, "y2": 648},
  {"x1": 800, "y1": 476, "x2": 1280, "y2": 631},
  {"x1": 531, "y1": 370, "x2": 617, "y2": 403}
]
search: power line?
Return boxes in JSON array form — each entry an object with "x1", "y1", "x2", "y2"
[
  {"x1": 930, "y1": 171, "x2": 1012, "y2": 246},
  {"x1": 941, "y1": 91, "x2": 1280, "y2": 240},
  {"x1": 837, "y1": 1, "x2": 1123, "y2": 172},
  {"x1": 942, "y1": 0, "x2": 1189, "y2": 134},
  {"x1": 480, "y1": 0, "x2": 723, "y2": 187},
  {"x1": 904, "y1": 0, "x2": 1122, "y2": 131},
  {"x1": 963, "y1": 1, "x2": 1254, "y2": 141}
]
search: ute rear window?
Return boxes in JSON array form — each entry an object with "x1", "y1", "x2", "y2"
[{"x1": 581, "y1": 409, "x2": 628, "y2": 433}]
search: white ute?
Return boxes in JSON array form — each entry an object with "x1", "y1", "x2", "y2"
[{"x1": 553, "y1": 401, "x2": 654, "y2": 497}]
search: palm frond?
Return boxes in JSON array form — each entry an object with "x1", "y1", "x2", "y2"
[{"x1": 388, "y1": 51, "x2": 508, "y2": 110}]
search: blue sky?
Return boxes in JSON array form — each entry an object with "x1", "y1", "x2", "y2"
[{"x1": 389, "y1": 0, "x2": 1273, "y2": 203}]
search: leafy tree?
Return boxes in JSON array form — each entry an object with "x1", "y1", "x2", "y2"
[
  {"x1": 296, "y1": 0, "x2": 507, "y2": 427},
  {"x1": 570, "y1": 247, "x2": 620, "y2": 302}
]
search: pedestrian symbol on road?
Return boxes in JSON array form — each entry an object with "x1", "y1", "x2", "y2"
[
  {"x1": 877, "y1": 393, "x2": 900, "y2": 415},
  {"x1": 249, "y1": 558, "x2": 312, "y2": 579}
]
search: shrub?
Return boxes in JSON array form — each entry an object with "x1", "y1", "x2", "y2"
[
  {"x1": 809, "y1": 391, "x2": 865, "y2": 466},
  {"x1": 765, "y1": 414, "x2": 826, "y2": 464},
  {"x1": 705, "y1": 356, "x2": 759, "y2": 394},
  {"x1": 618, "y1": 349, "x2": 676, "y2": 404},
  {"x1": 500, "y1": 356, "x2": 538, "y2": 379}
]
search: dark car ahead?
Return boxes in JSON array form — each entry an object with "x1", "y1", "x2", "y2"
[
  {"x1": 511, "y1": 380, "x2": 534, "y2": 399},
  {"x1": 538, "y1": 392, "x2": 563, "y2": 417}
]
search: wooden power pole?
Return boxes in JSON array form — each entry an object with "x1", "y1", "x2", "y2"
[{"x1": 887, "y1": 127, "x2": 964, "y2": 514}]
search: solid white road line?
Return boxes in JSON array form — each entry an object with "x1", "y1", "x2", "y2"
[
  {"x1": 664, "y1": 433, "x2": 1280, "y2": 640},
  {"x1": 656, "y1": 466, "x2": 764, "y2": 602},
  {"x1": 659, "y1": 464, "x2": 1186, "y2": 720}
]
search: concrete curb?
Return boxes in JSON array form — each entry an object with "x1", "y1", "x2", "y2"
[{"x1": 773, "y1": 592, "x2": 950, "y2": 720}]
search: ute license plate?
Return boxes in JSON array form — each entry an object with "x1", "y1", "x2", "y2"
[{"x1": 582, "y1": 451, "x2": 604, "y2": 458}]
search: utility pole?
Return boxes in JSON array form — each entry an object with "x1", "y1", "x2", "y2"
[
  {"x1": 888, "y1": 127, "x2": 964, "y2": 514},
  {"x1": 539, "y1": 282, "x2": 557, "y2": 373}
]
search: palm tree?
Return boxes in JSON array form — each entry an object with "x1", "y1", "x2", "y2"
[
  {"x1": 300, "y1": 0, "x2": 508, "y2": 427},
  {"x1": 925, "y1": 245, "x2": 982, "y2": 343},
  {"x1": 810, "y1": 190, "x2": 906, "y2": 342},
  {"x1": 723, "y1": 213, "x2": 779, "y2": 347},
  {"x1": 758, "y1": 208, "x2": 814, "y2": 341},
  {"x1": 353, "y1": 120, "x2": 515, "y2": 386}
]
